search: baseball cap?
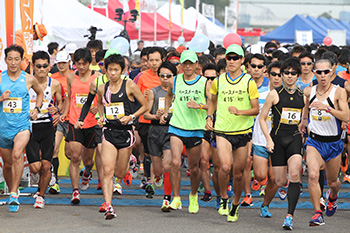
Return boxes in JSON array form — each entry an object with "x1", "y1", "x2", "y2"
[
  {"x1": 65, "y1": 43, "x2": 77, "y2": 54},
  {"x1": 104, "y1": 49, "x2": 121, "y2": 59},
  {"x1": 225, "y1": 44, "x2": 244, "y2": 57},
  {"x1": 34, "y1": 23, "x2": 47, "y2": 41},
  {"x1": 180, "y1": 50, "x2": 198, "y2": 63},
  {"x1": 55, "y1": 51, "x2": 70, "y2": 63}
]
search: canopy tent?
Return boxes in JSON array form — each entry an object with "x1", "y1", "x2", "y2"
[
  {"x1": 15, "y1": 0, "x2": 124, "y2": 48},
  {"x1": 261, "y1": 15, "x2": 327, "y2": 44},
  {"x1": 157, "y1": 3, "x2": 228, "y2": 44},
  {"x1": 89, "y1": 0, "x2": 195, "y2": 41},
  {"x1": 317, "y1": 17, "x2": 350, "y2": 45}
]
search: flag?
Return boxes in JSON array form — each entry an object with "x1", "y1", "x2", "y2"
[
  {"x1": 195, "y1": 0, "x2": 200, "y2": 31},
  {"x1": 202, "y1": 3, "x2": 215, "y2": 19},
  {"x1": 4, "y1": 0, "x2": 14, "y2": 47},
  {"x1": 19, "y1": 0, "x2": 34, "y2": 60},
  {"x1": 168, "y1": 0, "x2": 172, "y2": 29},
  {"x1": 225, "y1": 1, "x2": 239, "y2": 33},
  {"x1": 179, "y1": 0, "x2": 184, "y2": 27}
]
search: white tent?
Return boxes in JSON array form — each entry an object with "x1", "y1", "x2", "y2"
[
  {"x1": 157, "y1": 3, "x2": 228, "y2": 45},
  {"x1": 16, "y1": 0, "x2": 123, "y2": 49}
]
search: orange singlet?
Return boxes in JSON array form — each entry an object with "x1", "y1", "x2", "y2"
[{"x1": 68, "y1": 73, "x2": 97, "y2": 128}]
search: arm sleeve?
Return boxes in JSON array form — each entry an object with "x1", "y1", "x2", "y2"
[{"x1": 78, "y1": 92, "x2": 96, "y2": 121}]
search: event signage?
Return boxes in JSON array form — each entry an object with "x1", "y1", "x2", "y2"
[{"x1": 19, "y1": 0, "x2": 34, "y2": 60}]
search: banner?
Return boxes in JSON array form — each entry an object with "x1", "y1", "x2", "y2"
[
  {"x1": 180, "y1": 0, "x2": 184, "y2": 27},
  {"x1": 202, "y1": 3, "x2": 215, "y2": 19},
  {"x1": 225, "y1": 1, "x2": 239, "y2": 33},
  {"x1": 168, "y1": 0, "x2": 172, "y2": 29},
  {"x1": 295, "y1": 30, "x2": 313, "y2": 45},
  {"x1": 19, "y1": 0, "x2": 34, "y2": 60},
  {"x1": 5, "y1": 0, "x2": 14, "y2": 47},
  {"x1": 327, "y1": 30, "x2": 346, "y2": 46}
]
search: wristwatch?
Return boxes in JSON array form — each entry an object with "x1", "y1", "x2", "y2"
[
  {"x1": 34, "y1": 106, "x2": 41, "y2": 113},
  {"x1": 130, "y1": 114, "x2": 136, "y2": 121}
]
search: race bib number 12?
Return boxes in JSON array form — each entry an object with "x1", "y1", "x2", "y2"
[{"x1": 106, "y1": 102, "x2": 125, "y2": 120}]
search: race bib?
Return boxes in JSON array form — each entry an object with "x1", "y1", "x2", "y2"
[
  {"x1": 30, "y1": 99, "x2": 49, "y2": 114},
  {"x1": 76, "y1": 94, "x2": 88, "y2": 108},
  {"x1": 106, "y1": 102, "x2": 125, "y2": 120},
  {"x1": 311, "y1": 108, "x2": 331, "y2": 122},
  {"x1": 280, "y1": 107, "x2": 301, "y2": 125},
  {"x1": 158, "y1": 97, "x2": 173, "y2": 113},
  {"x1": 267, "y1": 109, "x2": 273, "y2": 122},
  {"x1": 3, "y1": 97, "x2": 22, "y2": 113}
]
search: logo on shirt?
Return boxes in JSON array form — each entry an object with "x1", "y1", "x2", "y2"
[
  {"x1": 20, "y1": 79, "x2": 25, "y2": 82},
  {"x1": 118, "y1": 93, "x2": 124, "y2": 98}
]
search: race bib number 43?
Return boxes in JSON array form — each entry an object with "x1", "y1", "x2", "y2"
[
  {"x1": 76, "y1": 94, "x2": 88, "y2": 108},
  {"x1": 106, "y1": 102, "x2": 125, "y2": 120},
  {"x1": 281, "y1": 107, "x2": 301, "y2": 125},
  {"x1": 3, "y1": 97, "x2": 22, "y2": 113}
]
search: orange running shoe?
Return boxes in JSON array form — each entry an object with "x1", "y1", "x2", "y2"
[
  {"x1": 341, "y1": 156, "x2": 348, "y2": 173},
  {"x1": 97, "y1": 179, "x2": 102, "y2": 190},
  {"x1": 251, "y1": 180, "x2": 261, "y2": 191},
  {"x1": 240, "y1": 194, "x2": 253, "y2": 206},
  {"x1": 123, "y1": 170, "x2": 132, "y2": 186},
  {"x1": 99, "y1": 202, "x2": 106, "y2": 212}
]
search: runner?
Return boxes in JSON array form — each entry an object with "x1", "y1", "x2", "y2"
[
  {"x1": 161, "y1": 50, "x2": 208, "y2": 214},
  {"x1": 96, "y1": 54, "x2": 148, "y2": 219},
  {"x1": 60, "y1": 48, "x2": 99, "y2": 204},
  {"x1": 26, "y1": 51, "x2": 62, "y2": 208},
  {"x1": 0, "y1": 45, "x2": 44, "y2": 212},
  {"x1": 259, "y1": 57, "x2": 304, "y2": 230},
  {"x1": 301, "y1": 59, "x2": 349, "y2": 226},
  {"x1": 206, "y1": 44, "x2": 259, "y2": 222},
  {"x1": 144, "y1": 61, "x2": 177, "y2": 211}
]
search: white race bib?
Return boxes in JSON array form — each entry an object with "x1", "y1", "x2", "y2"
[
  {"x1": 311, "y1": 108, "x2": 331, "y2": 122},
  {"x1": 158, "y1": 97, "x2": 173, "y2": 113},
  {"x1": 280, "y1": 107, "x2": 301, "y2": 125},
  {"x1": 30, "y1": 99, "x2": 49, "y2": 113},
  {"x1": 106, "y1": 102, "x2": 125, "y2": 120},
  {"x1": 76, "y1": 94, "x2": 88, "y2": 108},
  {"x1": 3, "y1": 97, "x2": 22, "y2": 113}
]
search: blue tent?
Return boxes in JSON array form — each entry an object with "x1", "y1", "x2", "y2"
[
  {"x1": 317, "y1": 17, "x2": 350, "y2": 45},
  {"x1": 306, "y1": 16, "x2": 328, "y2": 34},
  {"x1": 261, "y1": 15, "x2": 326, "y2": 44},
  {"x1": 340, "y1": 20, "x2": 350, "y2": 32}
]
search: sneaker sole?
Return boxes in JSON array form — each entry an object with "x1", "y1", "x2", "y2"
[
  {"x1": 9, "y1": 202, "x2": 19, "y2": 213},
  {"x1": 105, "y1": 213, "x2": 117, "y2": 220},
  {"x1": 260, "y1": 213, "x2": 272, "y2": 218},
  {"x1": 240, "y1": 202, "x2": 253, "y2": 207},
  {"x1": 161, "y1": 206, "x2": 171, "y2": 212},
  {"x1": 282, "y1": 225, "x2": 293, "y2": 230},
  {"x1": 309, "y1": 222, "x2": 325, "y2": 226},
  {"x1": 71, "y1": 199, "x2": 80, "y2": 205}
]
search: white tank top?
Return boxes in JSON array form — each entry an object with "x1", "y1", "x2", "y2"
[
  {"x1": 29, "y1": 77, "x2": 53, "y2": 124},
  {"x1": 308, "y1": 85, "x2": 341, "y2": 136}
]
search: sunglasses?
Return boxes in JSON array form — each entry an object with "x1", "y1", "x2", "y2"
[
  {"x1": 250, "y1": 64, "x2": 265, "y2": 69},
  {"x1": 314, "y1": 69, "x2": 332, "y2": 75},
  {"x1": 300, "y1": 62, "x2": 313, "y2": 66},
  {"x1": 283, "y1": 70, "x2": 298, "y2": 76},
  {"x1": 270, "y1": 72, "x2": 281, "y2": 77},
  {"x1": 172, "y1": 62, "x2": 180, "y2": 66},
  {"x1": 98, "y1": 62, "x2": 104, "y2": 66},
  {"x1": 35, "y1": 64, "x2": 49, "y2": 69},
  {"x1": 159, "y1": 73, "x2": 173, "y2": 78},
  {"x1": 206, "y1": 76, "x2": 216, "y2": 80},
  {"x1": 226, "y1": 56, "x2": 241, "y2": 61}
]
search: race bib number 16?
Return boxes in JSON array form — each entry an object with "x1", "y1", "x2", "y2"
[
  {"x1": 3, "y1": 97, "x2": 22, "y2": 113},
  {"x1": 281, "y1": 107, "x2": 301, "y2": 125}
]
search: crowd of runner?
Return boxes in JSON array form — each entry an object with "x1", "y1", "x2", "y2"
[{"x1": 1, "y1": 36, "x2": 350, "y2": 230}]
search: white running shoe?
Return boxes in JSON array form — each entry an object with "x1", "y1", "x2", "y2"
[
  {"x1": 34, "y1": 196, "x2": 45, "y2": 209},
  {"x1": 79, "y1": 172, "x2": 92, "y2": 191}
]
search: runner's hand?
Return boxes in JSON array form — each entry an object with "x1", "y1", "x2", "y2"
[
  {"x1": 47, "y1": 103, "x2": 58, "y2": 114},
  {"x1": 90, "y1": 106, "x2": 98, "y2": 115},
  {"x1": 228, "y1": 106, "x2": 240, "y2": 115},
  {"x1": 60, "y1": 114, "x2": 67, "y2": 123},
  {"x1": 30, "y1": 108, "x2": 39, "y2": 121},
  {"x1": 75, "y1": 120, "x2": 84, "y2": 129},
  {"x1": 120, "y1": 115, "x2": 132, "y2": 125},
  {"x1": 52, "y1": 114, "x2": 60, "y2": 127},
  {"x1": 309, "y1": 101, "x2": 327, "y2": 111},
  {"x1": 298, "y1": 119, "x2": 307, "y2": 134},
  {"x1": 266, "y1": 139, "x2": 274, "y2": 153},
  {"x1": 0, "y1": 90, "x2": 11, "y2": 101},
  {"x1": 205, "y1": 118, "x2": 214, "y2": 131},
  {"x1": 155, "y1": 109, "x2": 164, "y2": 119},
  {"x1": 186, "y1": 98, "x2": 200, "y2": 109},
  {"x1": 97, "y1": 117, "x2": 104, "y2": 127},
  {"x1": 160, "y1": 114, "x2": 168, "y2": 125}
]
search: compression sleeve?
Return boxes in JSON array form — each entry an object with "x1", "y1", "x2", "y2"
[{"x1": 78, "y1": 92, "x2": 96, "y2": 121}]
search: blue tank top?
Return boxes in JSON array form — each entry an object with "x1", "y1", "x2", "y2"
[{"x1": 0, "y1": 71, "x2": 31, "y2": 132}]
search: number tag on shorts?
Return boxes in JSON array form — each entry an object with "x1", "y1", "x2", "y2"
[
  {"x1": 267, "y1": 109, "x2": 273, "y2": 122},
  {"x1": 311, "y1": 108, "x2": 331, "y2": 122},
  {"x1": 3, "y1": 97, "x2": 22, "y2": 113},
  {"x1": 158, "y1": 97, "x2": 173, "y2": 113},
  {"x1": 30, "y1": 99, "x2": 49, "y2": 113},
  {"x1": 106, "y1": 102, "x2": 125, "y2": 120},
  {"x1": 280, "y1": 107, "x2": 301, "y2": 125},
  {"x1": 76, "y1": 94, "x2": 88, "y2": 108}
]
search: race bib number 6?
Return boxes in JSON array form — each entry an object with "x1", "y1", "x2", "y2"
[
  {"x1": 3, "y1": 97, "x2": 22, "y2": 113},
  {"x1": 281, "y1": 107, "x2": 301, "y2": 125},
  {"x1": 106, "y1": 102, "x2": 125, "y2": 120}
]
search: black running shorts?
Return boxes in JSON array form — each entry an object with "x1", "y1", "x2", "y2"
[
  {"x1": 66, "y1": 123, "x2": 97, "y2": 149},
  {"x1": 270, "y1": 134, "x2": 303, "y2": 166}
]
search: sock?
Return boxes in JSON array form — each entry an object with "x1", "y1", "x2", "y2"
[
  {"x1": 164, "y1": 172, "x2": 172, "y2": 196},
  {"x1": 246, "y1": 193, "x2": 251, "y2": 197},
  {"x1": 164, "y1": 195, "x2": 171, "y2": 201},
  {"x1": 319, "y1": 170, "x2": 324, "y2": 196},
  {"x1": 204, "y1": 190, "x2": 211, "y2": 194},
  {"x1": 261, "y1": 204, "x2": 268, "y2": 208},
  {"x1": 52, "y1": 157, "x2": 59, "y2": 180},
  {"x1": 329, "y1": 194, "x2": 337, "y2": 202},
  {"x1": 315, "y1": 210, "x2": 322, "y2": 215},
  {"x1": 287, "y1": 182, "x2": 300, "y2": 216}
]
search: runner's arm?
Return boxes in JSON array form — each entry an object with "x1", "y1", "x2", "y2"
[
  {"x1": 143, "y1": 90, "x2": 158, "y2": 120},
  {"x1": 259, "y1": 90, "x2": 277, "y2": 152}
]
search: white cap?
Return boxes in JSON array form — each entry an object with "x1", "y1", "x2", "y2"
[
  {"x1": 56, "y1": 51, "x2": 70, "y2": 63},
  {"x1": 64, "y1": 43, "x2": 77, "y2": 54}
]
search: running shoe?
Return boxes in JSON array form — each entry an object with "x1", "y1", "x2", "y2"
[
  {"x1": 123, "y1": 170, "x2": 132, "y2": 186},
  {"x1": 197, "y1": 183, "x2": 205, "y2": 193},
  {"x1": 33, "y1": 191, "x2": 39, "y2": 199},
  {"x1": 104, "y1": 205, "x2": 117, "y2": 220},
  {"x1": 240, "y1": 194, "x2": 253, "y2": 206},
  {"x1": 343, "y1": 174, "x2": 350, "y2": 183},
  {"x1": 227, "y1": 181, "x2": 233, "y2": 198},
  {"x1": 79, "y1": 171, "x2": 92, "y2": 191},
  {"x1": 49, "y1": 183, "x2": 60, "y2": 194},
  {"x1": 130, "y1": 164, "x2": 139, "y2": 179},
  {"x1": 154, "y1": 176, "x2": 163, "y2": 188},
  {"x1": 259, "y1": 185, "x2": 266, "y2": 196},
  {"x1": 96, "y1": 179, "x2": 102, "y2": 190},
  {"x1": 260, "y1": 205, "x2": 272, "y2": 218},
  {"x1": 188, "y1": 193, "x2": 199, "y2": 214},
  {"x1": 282, "y1": 215, "x2": 293, "y2": 230},
  {"x1": 114, "y1": 183, "x2": 123, "y2": 195},
  {"x1": 341, "y1": 156, "x2": 348, "y2": 173},
  {"x1": 145, "y1": 182, "x2": 155, "y2": 198},
  {"x1": 201, "y1": 192, "x2": 212, "y2": 202},
  {"x1": 71, "y1": 189, "x2": 80, "y2": 204},
  {"x1": 139, "y1": 162, "x2": 144, "y2": 175},
  {"x1": 227, "y1": 203, "x2": 239, "y2": 222},
  {"x1": 326, "y1": 194, "x2": 338, "y2": 217},
  {"x1": 169, "y1": 197, "x2": 182, "y2": 210},
  {"x1": 49, "y1": 166, "x2": 56, "y2": 186},
  {"x1": 300, "y1": 183, "x2": 303, "y2": 194},
  {"x1": 186, "y1": 169, "x2": 190, "y2": 177},
  {"x1": 251, "y1": 179, "x2": 261, "y2": 191},
  {"x1": 218, "y1": 198, "x2": 229, "y2": 216},
  {"x1": 8, "y1": 192, "x2": 20, "y2": 213},
  {"x1": 320, "y1": 197, "x2": 326, "y2": 211},
  {"x1": 302, "y1": 160, "x2": 308, "y2": 176},
  {"x1": 34, "y1": 195, "x2": 44, "y2": 209},
  {"x1": 309, "y1": 213, "x2": 325, "y2": 226},
  {"x1": 215, "y1": 196, "x2": 222, "y2": 210},
  {"x1": 278, "y1": 187, "x2": 288, "y2": 200},
  {"x1": 326, "y1": 189, "x2": 331, "y2": 200},
  {"x1": 161, "y1": 200, "x2": 171, "y2": 212},
  {"x1": 140, "y1": 176, "x2": 147, "y2": 189},
  {"x1": 99, "y1": 202, "x2": 106, "y2": 212}
]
